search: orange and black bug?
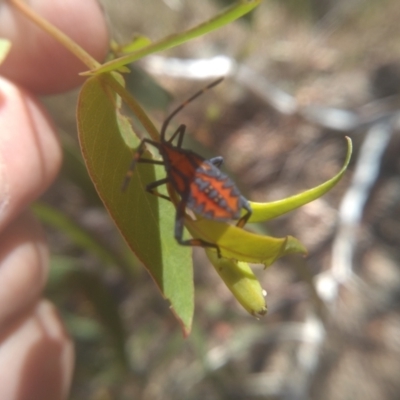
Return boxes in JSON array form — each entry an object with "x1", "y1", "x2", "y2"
[{"x1": 122, "y1": 78, "x2": 252, "y2": 257}]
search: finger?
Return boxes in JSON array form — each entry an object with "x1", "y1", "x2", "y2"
[
  {"x1": 0, "y1": 300, "x2": 74, "y2": 400},
  {"x1": 0, "y1": 0, "x2": 109, "y2": 94},
  {"x1": 0, "y1": 76, "x2": 62, "y2": 232},
  {"x1": 0, "y1": 211, "x2": 48, "y2": 328}
]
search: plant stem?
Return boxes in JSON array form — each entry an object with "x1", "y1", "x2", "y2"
[
  {"x1": 82, "y1": 0, "x2": 261, "y2": 75},
  {"x1": 9, "y1": 0, "x2": 101, "y2": 70},
  {"x1": 101, "y1": 73, "x2": 160, "y2": 142}
]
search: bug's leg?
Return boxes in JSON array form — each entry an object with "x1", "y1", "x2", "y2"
[
  {"x1": 174, "y1": 201, "x2": 222, "y2": 257},
  {"x1": 168, "y1": 124, "x2": 186, "y2": 148},
  {"x1": 121, "y1": 139, "x2": 160, "y2": 191},
  {"x1": 136, "y1": 159, "x2": 165, "y2": 165},
  {"x1": 146, "y1": 178, "x2": 171, "y2": 201},
  {"x1": 236, "y1": 197, "x2": 252, "y2": 228},
  {"x1": 209, "y1": 156, "x2": 224, "y2": 168}
]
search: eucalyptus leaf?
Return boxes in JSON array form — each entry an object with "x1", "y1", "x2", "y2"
[
  {"x1": 77, "y1": 74, "x2": 194, "y2": 335},
  {"x1": 82, "y1": 0, "x2": 261, "y2": 75}
]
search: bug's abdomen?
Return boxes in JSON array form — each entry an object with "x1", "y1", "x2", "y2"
[{"x1": 187, "y1": 161, "x2": 242, "y2": 220}]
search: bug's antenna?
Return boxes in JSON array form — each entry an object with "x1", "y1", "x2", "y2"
[{"x1": 160, "y1": 77, "x2": 224, "y2": 141}]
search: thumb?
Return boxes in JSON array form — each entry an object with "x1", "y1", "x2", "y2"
[{"x1": 0, "y1": 0, "x2": 109, "y2": 94}]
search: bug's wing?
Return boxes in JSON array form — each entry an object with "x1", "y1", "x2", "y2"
[{"x1": 187, "y1": 161, "x2": 243, "y2": 221}]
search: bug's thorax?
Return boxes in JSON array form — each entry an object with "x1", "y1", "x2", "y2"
[
  {"x1": 159, "y1": 143, "x2": 202, "y2": 173},
  {"x1": 159, "y1": 142, "x2": 205, "y2": 194}
]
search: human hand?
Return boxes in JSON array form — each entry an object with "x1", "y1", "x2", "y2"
[{"x1": 0, "y1": 1, "x2": 108, "y2": 399}]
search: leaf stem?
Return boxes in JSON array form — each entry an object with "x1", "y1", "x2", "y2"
[
  {"x1": 101, "y1": 73, "x2": 160, "y2": 142},
  {"x1": 9, "y1": 0, "x2": 101, "y2": 70}
]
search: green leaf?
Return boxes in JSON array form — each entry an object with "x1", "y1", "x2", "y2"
[
  {"x1": 186, "y1": 217, "x2": 307, "y2": 266},
  {"x1": 206, "y1": 250, "x2": 267, "y2": 316},
  {"x1": 70, "y1": 268, "x2": 128, "y2": 367},
  {"x1": 46, "y1": 256, "x2": 126, "y2": 366},
  {"x1": 0, "y1": 38, "x2": 11, "y2": 65},
  {"x1": 32, "y1": 202, "x2": 119, "y2": 266},
  {"x1": 115, "y1": 35, "x2": 152, "y2": 54},
  {"x1": 64, "y1": 314, "x2": 104, "y2": 341},
  {"x1": 83, "y1": 0, "x2": 261, "y2": 75},
  {"x1": 47, "y1": 256, "x2": 80, "y2": 290},
  {"x1": 76, "y1": 74, "x2": 194, "y2": 335},
  {"x1": 249, "y1": 137, "x2": 352, "y2": 222}
]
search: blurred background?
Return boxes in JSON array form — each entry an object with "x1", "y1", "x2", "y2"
[{"x1": 38, "y1": 0, "x2": 400, "y2": 399}]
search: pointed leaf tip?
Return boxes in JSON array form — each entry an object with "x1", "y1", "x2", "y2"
[
  {"x1": 249, "y1": 136, "x2": 353, "y2": 223},
  {"x1": 207, "y1": 250, "x2": 267, "y2": 317}
]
